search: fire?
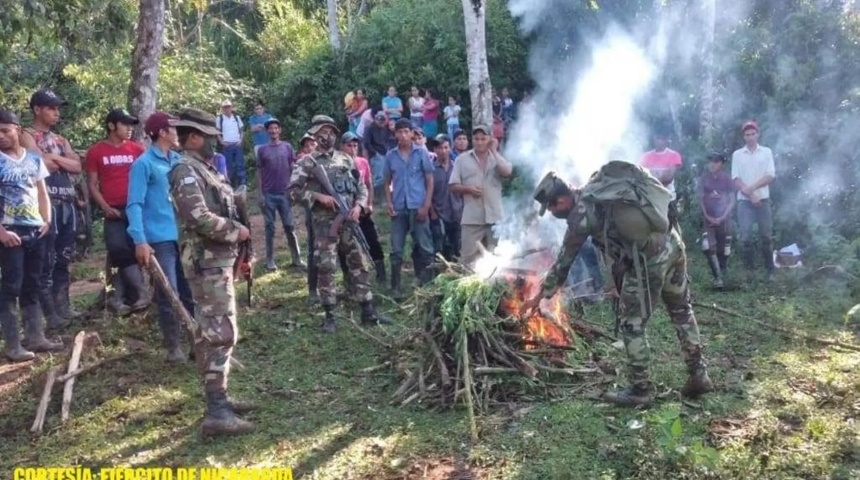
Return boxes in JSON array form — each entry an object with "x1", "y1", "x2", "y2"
[{"x1": 498, "y1": 270, "x2": 574, "y2": 350}]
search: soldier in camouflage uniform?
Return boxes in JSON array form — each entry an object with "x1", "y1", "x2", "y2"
[
  {"x1": 525, "y1": 171, "x2": 714, "y2": 406},
  {"x1": 288, "y1": 115, "x2": 390, "y2": 333},
  {"x1": 168, "y1": 108, "x2": 255, "y2": 437}
]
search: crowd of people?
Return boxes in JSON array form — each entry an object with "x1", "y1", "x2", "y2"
[{"x1": 0, "y1": 82, "x2": 777, "y2": 432}]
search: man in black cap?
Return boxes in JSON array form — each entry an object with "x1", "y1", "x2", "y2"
[
  {"x1": 288, "y1": 115, "x2": 390, "y2": 332},
  {"x1": 21, "y1": 89, "x2": 81, "y2": 329},
  {"x1": 169, "y1": 107, "x2": 256, "y2": 437},
  {"x1": 85, "y1": 109, "x2": 150, "y2": 315}
]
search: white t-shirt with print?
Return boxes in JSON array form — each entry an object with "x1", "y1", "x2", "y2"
[{"x1": 0, "y1": 149, "x2": 50, "y2": 227}]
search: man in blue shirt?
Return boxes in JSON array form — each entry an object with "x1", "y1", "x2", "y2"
[
  {"x1": 247, "y1": 100, "x2": 273, "y2": 161},
  {"x1": 384, "y1": 119, "x2": 434, "y2": 299},
  {"x1": 127, "y1": 111, "x2": 194, "y2": 363}
]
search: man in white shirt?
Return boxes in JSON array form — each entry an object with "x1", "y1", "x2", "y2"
[
  {"x1": 731, "y1": 120, "x2": 776, "y2": 282},
  {"x1": 217, "y1": 99, "x2": 246, "y2": 188}
]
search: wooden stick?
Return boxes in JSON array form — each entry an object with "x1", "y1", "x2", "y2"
[
  {"x1": 31, "y1": 366, "x2": 60, "y2": 434},
  {"x1": 693, "y1": 302, "x2": 860, "y2": 352},
  {"x1": 420, "y1": 331, "x2": 451, "y2": 386},
  {"x1": 57, "y1": 354, "x2": 129, "y2": 383},
  {"x1": 61, "y1": 331, "x2": 86, "y2": 423},
  {"x1": 344, "y1": 315, "x2": 393, "y2": 349}
]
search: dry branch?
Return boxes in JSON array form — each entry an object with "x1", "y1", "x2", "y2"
[
  {"x1": 31, "y1": 367, "x2": 61, "y2": 435},
  {"x1": 693, "y1": 301, "x2": 860, "y2": 352},
  {"x1": 61, "y1": 331, "x2": 87, "y2": 423}
]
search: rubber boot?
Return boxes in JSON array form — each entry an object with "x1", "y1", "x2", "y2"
[
  {"x1": 201, "y1": 391, "x2": 256, "y2": 437},
  {"x1": 681, "y1": 369, "x2": 715, "y2": 398},
  {"x1": 54, "y1": 282, "x2": 81, "y2": 322},
  {"x1": 164, "y1": 322, "x2": 185, "y2": 363},
  {"x1": 390, "y1": 260, "x2": 404, "y2": 301},
  {"x1": 1, "y1": 311, "x2": 34, "y2": 362},
  {"x1": 707, "y1": 254, "x2": 724, "y2": 289},
  {"x1": 321, "y1": 304, "x2": 337, "y2": 333},
  {"x1": 307, "y1": 290, "x2": 320, "y2": 306},
  {"x1": 287, "y1": 229, "x2": 306, "y2": 271},
  {"x1": 21, "y1": 304, "x2": 63, "y2": 352},
  {"x1": 374, "y1": 259, "x2": 386, "y2": 285},
  {"x1": 601, "y1": 383, "x2": 654, "y2": 407},
  {"x1": 121, "y1": 265, "x2": 151, "y2": 313},
  {"x1": 39, "y1": 289, "x2": 69, "y2": 330},
  {"x1": 360, "y1": 301, "x2": 392, "y2": 326},
  {"x1": 107, "y1": 271, "x2": 132, "y2": 316}
]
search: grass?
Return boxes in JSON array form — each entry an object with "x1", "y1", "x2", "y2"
[{"x1": 1, "y1": 219, "x2": 858, "y2": 479}]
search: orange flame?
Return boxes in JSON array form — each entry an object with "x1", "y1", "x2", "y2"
[{"x1": 498, "y1": 270, "x2": 573, "y2": 350}]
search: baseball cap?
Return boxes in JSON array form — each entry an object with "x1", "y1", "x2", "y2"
[
  {"x1": 341, "y1": 132, "x2": 360, "y2": 144},
  {"x1": 452, "y1": 128, "x2": 468, "y2": 139},
  {"x1": 374, "y1": 111, "x2": 387, "y2": 120},
  {"x1": 264, "y1": 118, "x2": 281, "y2": 129},
  {"x1": 221, "y1": 99, "x2": 233, "y2": 107},
  {"x1": 741, "y1": 120, "x2": 758, "y2": 132},
  {"x1": 144, "y1": 111, "x2": 179, "y2": 138},
  {"x1": 105, "y1": 108, "x2": 139, "y2": 126},
  {"x1": 308, "y1": 114, "x2": 340, "y2": 135},
  {"x1": 472, "y1": 125, "x2": 491, "y2": 136},
  {"x1": 533, "y1": 171, "x2": 571, "y2": 216},
  {"x1": 299, "y1": 132, "x2": 315, "y2": 146},
  {"x1": 707, "y1": 152, "x2": 727, "y2": 163},
  {"x1": 29, "y1": 89, "x2": 67, "y2": 109},
  {"x1": 434, "y1": 134, "x2": 450, "y2": 144},
  {"x1": 173, "y1": 107, "x2": 221, "y2": 136},
  {"x1": 0, "y1": 110, "x2": 21, "y2": 126}
]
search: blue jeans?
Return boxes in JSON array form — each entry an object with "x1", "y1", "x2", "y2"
[
  {"x1": 262, "y1": 192, "x2": 298, "y2": 262},
  {"x1": 390, "y1": 209, "x2": 434, "y2": 275},
  {"x1": 0, "y1": 226, "x2": 44, "y2": 314},
  {"x1": 222, "y1": 144, "x2": 246, "y2": 188},
  {"x1": 737, "y1": 199, "x2": 774, "y2": 272},
  {"x1": 41, "y1": 201, "x2": 76, "y2": 292},
  {"x1": 447, "y1": 120, "x2": 460, "y2": 140},
  {"x1": 151, "y1": 241, "x2": 194, "y2": 347}
]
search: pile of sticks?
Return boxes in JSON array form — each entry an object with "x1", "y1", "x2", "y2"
[{"x1": 31, "y1": 330, "x2": 109, "y2": 435}]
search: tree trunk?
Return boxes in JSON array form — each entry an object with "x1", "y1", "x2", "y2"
[
  {"x1": 461, "y1": 0, "x2": 492, "y2": 127},
  {"x1": 128, "y1": 0, "x2": 166, "y2": 142},
  {"x1": 327, "y1": 0, "x2": 341, "y2": 50},
  {"x1": 699, "y1": 0, "x2": 716, "y2": 145}
]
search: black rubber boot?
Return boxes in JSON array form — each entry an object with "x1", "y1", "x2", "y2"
[
  {"x1": 707, "y1": 254, "x2": 724, "y2": 289},
  {"x1": 360, "y1": 301, "x2": 392, "y2": 326},
  {"x1": 21, "y1": 304, "x2": 63, "y2": 352},
  {"x1": 390, "y1": 260, "x2": 404, "y2": 301},
  {"x1": 374, "y1": 259, "x2": 386, "y2": 285},
  {"x1": 121, "y1": 265, "x2": 151, "y2": 313},
  {"x1": 39, "y1": 289, "x2": 68, "y2": 330},
  {"x1": 107, "y1": 271, "x2": 132, "y2": 316},
  {"x1": 201, "y1": 391, "x2": 255, "y2": 438},
  {"x1": 322, "y1": 304, "x2": 337, "y2": 333},
  {"x1": 681, "y1": 369, "x2": 715, "y2": 398},
  {"x1": 54, "y1": 282, "x2": 81, "y2": 322},
  {"x1": 164, "y1": 323, "x2": 185, "y2": 363},
  {"x1": 1, "y1": 311, "x2": 34, "y2": 362}
]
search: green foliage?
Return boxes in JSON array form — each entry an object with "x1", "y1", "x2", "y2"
[
  {"x1": 645, "y1": 406, "x2": 719, "y2": 470},
  {"x1": 434, "y1": 274, "x2": 507, "y2": 335}
]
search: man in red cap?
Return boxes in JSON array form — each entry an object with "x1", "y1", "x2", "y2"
[
  {"x1": 731, "y1": 120, "x2": 776, "y2": 283},
  {"x1": 126, "y1": 111, "x2": 195, "y2": 362}
]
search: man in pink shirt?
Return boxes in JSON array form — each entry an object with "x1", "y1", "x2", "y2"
[
  {"x1": 639, "y1": 131, "x2": 683, "y2": 201},
  {"x1": 342, "y1": 132, "x2": 386, "y2": 284}
]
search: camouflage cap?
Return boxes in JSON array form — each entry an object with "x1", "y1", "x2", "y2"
[
  {"x1": 533, "y1": 171, "x2": 571, "y2": 216},
  {"x1": 173, "y1": 107, "x2": 221, "y2": 136},
  {"x1": 308, "y1": 114, "x2": 339, "y2": 135}
]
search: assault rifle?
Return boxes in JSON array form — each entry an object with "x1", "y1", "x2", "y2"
[
  {"x1": 307, "y1": 161, "x2": 377, "y2": 274},
  {"x1": 232, "y1": 186, "x2": 254, "y2": 305}
]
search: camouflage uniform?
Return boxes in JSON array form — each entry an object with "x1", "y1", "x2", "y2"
[
  {"x1": 288, "y1": 115, "x2": 388, "y2": 332},
  {"x1": 168, "y1": 108, "x2": 254, "y2": 436},
  {"x1": 535, "y1": 172, "x2": 712, "y2": 404}
]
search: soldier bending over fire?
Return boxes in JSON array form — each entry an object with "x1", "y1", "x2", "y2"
[{"x1": 524, "y1": 169, "x2": 714, "y2": 406}]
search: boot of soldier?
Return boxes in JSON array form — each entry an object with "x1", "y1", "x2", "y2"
[
  {"x1": 390, "y1": 261, "x2": 404, "y2": 301},
  {"x1": 321, "y1": 304, "x2": 337, "y2": 333},
  {"x1": 201, "y1": 391, "x2": 256, "y2": 438},
  {"x1": 601, "y1": 383, "x2": 654, "y2": 407},
  {"x1": 121, "y1": 265, "x2": 151, "y2": 312},
  {"x1": 360, "y1": 301, "x2": 392, "y2": 326},
  {"x1": 39, "y1": 289, "x2": 69, "y2": 330},
  {"x1": 707, "y1": 254, "x2": 724, "y2": 289},
  {"x1": 22, "y1": 304, "x2": 63, "y2": 352},
  {"x1": 1, "y1": 310, "x2": 34, "y2": 362},
  {"x1": 681, "y1": 369, "x2": 715, "y2": 398},
  {"x1": 107, "y1": 272, "x2": 132, "y2": 316},
  {"x1": 374, "y1": 259, "x2": 387, "y2": 285}
]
